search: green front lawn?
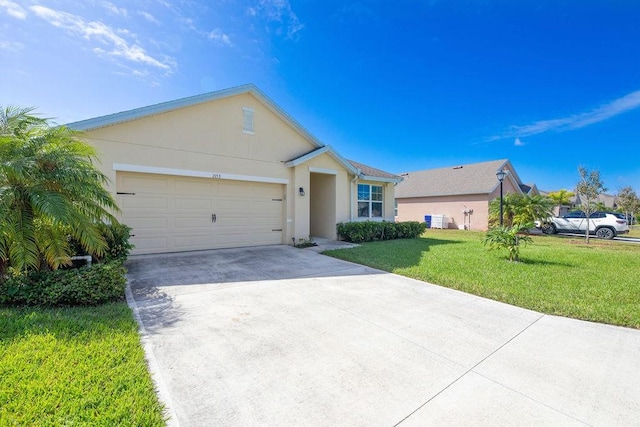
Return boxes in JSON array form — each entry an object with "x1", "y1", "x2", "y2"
[
  {"x1": 0, "y1": 302, "x2": 166, "y2": 426},
  {"x1": 325, "y1": 229, "x2": 640, "y2": 328}
]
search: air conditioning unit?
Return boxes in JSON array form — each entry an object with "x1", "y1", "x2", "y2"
[{"x1": 431, "y1": 214, "x2": 447, "y2": 229}]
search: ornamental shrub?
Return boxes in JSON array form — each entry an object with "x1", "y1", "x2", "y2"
[
  {"x1": 96, "y1": 222, "x2": 134, "y2": 262},
  {"x1": 0, "y1": 261, "x2": 127, "y2": 306},
  {"x1": 336, "y1": 221, "x2": 426, "y2": 243},
  {"x1": 68, "y1": 222, "x2": 134, "y2": 263}
]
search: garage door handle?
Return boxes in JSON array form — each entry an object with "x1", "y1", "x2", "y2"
[{"x1": 212, "y1": 213, "x2": 217, "y2": 223}]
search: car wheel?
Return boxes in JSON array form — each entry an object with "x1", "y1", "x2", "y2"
[
  {"x1": 542, "y1": 223, "x2": 556, "y2": 234},
  {"x1": 595, "y1": 227, "x2": 615, "y2": 239}
]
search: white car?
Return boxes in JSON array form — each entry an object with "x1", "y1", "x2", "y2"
[{"x1": 540, "y1": 211, "x2": 629, "y2": 239}]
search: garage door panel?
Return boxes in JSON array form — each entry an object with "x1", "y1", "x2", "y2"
[
  {"x1": 175, "y1": 179, "x2": 214, "y2": 195},
  {"x1": 120, "y1": 174, "x2": 170, "y2": 193},
  {"x1": 174, "y1": 216, "x2": 212, "y2": 229},
  {"x1": 174, "y1": 196, "x2": 214, "y2": 210},
  {"x1": 218, "y1": 197, "x2": 251, "y2": 210},
  {"x1": 174, "y1": 234, "x2": 214, "y2": 249},
  {"x1": 121, "y1": 195, "x2": 169, "y2": 210},
  {"x1": 134, "y1": 237, "x2": 170, "y2": 253},
  {"x1": 217, "y1": 232, "x2": 281, "y2": 247},
  {"x1": 124, "y1": 217, "x2": 169, "y2": 229},
  {"x1": 117, "y1": 172, "x2": 283, "y2": 254}
]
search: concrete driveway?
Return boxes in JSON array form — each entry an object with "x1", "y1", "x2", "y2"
[{"x1": 126, "y1": 246, "x2": 640, "y2": 426}]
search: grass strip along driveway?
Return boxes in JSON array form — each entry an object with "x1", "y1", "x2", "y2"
[
  {"x1": 326, "y1": 229, "x2": 640, "y2": 329},
  {"x1": 0, "y1": 302, "x2": 165, "y2": 426}
]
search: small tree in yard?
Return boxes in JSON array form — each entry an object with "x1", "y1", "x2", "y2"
[
  {"x1": 483, "y1": 223, "x2": 533, "y2": 262},
  {"x1": 617, "y1": 186, "x2": 639, "y2": 227},
  {"x1": 575, "y1": 167, "x2": 606, "y2": 243}
]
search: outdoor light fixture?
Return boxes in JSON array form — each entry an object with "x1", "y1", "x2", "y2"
[
  {"x1": 299, "y1": 187, "x2": 305, "y2": 196},
  {"x1": 496, "y1": 169, "x2": 507, "y2": 226}
]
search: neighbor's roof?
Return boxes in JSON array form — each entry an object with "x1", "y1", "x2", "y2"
[
  {"x1": 395, "y1": 159, "x2": 522, "y2": 198},
  {"x1": 66, "y1": 83, "x2": 325, "y2": 149}
]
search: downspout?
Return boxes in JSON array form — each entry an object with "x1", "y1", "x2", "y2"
[{"x1": 350, "y1": 173, "x2": 360, "y2": 221}]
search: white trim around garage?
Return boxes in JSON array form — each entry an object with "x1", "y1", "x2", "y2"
[{"x1": 112, "y1": 163, "x2": 289, "y2": 185}]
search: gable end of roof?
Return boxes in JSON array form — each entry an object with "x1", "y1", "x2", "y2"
[{"x1": 66, "y1": 83, "x2": 325, "y2": 149}]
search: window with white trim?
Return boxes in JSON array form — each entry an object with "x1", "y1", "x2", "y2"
[
  {"x1": 242, "y1": 107, "x2": 254, "y2": 134},
  {"x1": 358, "y1": 183, "x2": 383, "y2": 218}
]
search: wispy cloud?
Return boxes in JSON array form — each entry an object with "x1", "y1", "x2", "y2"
[
  {"x1": 138, "y1": 10, "x2": 160, "y2": 25},
  {"x1": 496, "y1": 89, "x2": 640, "y2": 140},
  {"x1": 30, "y1": 5, "x2": 174, "y2": 72},
  {"x1": 333, "y1": 3, "x2": 378, "y2": 24},
  {"x1": 100, "y1": 1, "x2": 128, "y2": 18},
  {"x1": 254, "y1": 0, "x2": 304, "y2": 40},
  {"x1": 514, "y1": 138, "x2": 525, "y2": 146},
  {"x1": 0, "y1": 39, "x2": 24, "y2": 51},
  {"x1": 208, "y1": 28, "x2": 232, "y2": 46},
  {"x1": 0, "y1": 0, "x2": 26, "y2": 19}
]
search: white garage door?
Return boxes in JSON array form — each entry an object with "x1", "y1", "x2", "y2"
[{"x1": 116, "y1": 172, "x2": 284, "y2": 254}]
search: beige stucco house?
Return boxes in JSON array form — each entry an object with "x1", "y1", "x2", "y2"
[
  {"x1": 68, "y1": 84, "x2": 400, "y2": 254},
  {"x1": 395, "y1": 159, "x2": 537, "y2": 231}
]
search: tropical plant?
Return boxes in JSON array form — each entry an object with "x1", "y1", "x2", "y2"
[
  {"x1": 483, "y1": 223, "x2": 533, "y2": 262},
  {"x1": 575, "y1": 167, "x2": 606, "y2": 243},
  {"x1": 488, "y1": 193, "x2": 520, "y2": 227},
  {"x1": 547, "y1": 189, "x2": 574, "y2": 216},
  {"x1": 0, "y1": 106, "x2": 119, "y2": 273},
  {"x1": 489, "y1": 193, "x2": 553, "y2": 228},
  {"x1": 513, "y1": 194, "x2": 554, "y2": 226}
]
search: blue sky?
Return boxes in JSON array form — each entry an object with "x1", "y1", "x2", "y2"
[{"x1": 2, "y1": 1, "x2": 639, "y2": 193}]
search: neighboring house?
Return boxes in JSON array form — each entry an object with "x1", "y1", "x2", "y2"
[
  {"x1": 574, "y1": 193, "x2": 617, "y2": 211},
  {"x1": 68, "y1": 84, "x2": 400, "y2": 255},
  {"x1": 395, "y1": 159, "x2": 537, "y2": 231},
  {"x1": 542, "y1": 191, "x2": 617, "y2": 216}
]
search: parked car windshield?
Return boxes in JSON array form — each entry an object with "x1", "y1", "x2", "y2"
[{"x1": 564, "y1": 211, "x2": 586, "y2": 218}]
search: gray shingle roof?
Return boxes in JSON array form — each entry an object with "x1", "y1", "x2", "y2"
[
  {"x1": 395, "y1": 159, "x2": 516, "y2": 198},
  {"x1": 348, "y1": 160, "x2": 401, "y2": 181}
]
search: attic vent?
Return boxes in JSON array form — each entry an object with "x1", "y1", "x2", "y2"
[
  {"x1": 453, "y1": 165, "x2": 463, "y2": 169},
  {"x1": 242, "y1": 107, "x2": 254, "y2": 134}
]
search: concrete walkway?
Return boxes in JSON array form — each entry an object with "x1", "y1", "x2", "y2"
[{"x1": 126, "y1": 246, "x2": 640, "y2": 426}]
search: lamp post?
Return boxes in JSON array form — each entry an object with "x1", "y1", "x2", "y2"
[{"x1": 496, "y1": 169, "x2": 507, "y2": 226}]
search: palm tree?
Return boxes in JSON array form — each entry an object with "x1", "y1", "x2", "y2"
[
  {"x1": 0, "y1": 106, "x2": 119, "y2": 273},
  {"x1": 489, "y1": 193, "x2": 553, "y2": 228},
  {"x1": 548, "y1": 189, "x2": 574, "y2": 216},
  {"x1": 488, "y1": 193, "x2": 520, "y2": 227},
  {"x1": 483, "y1": 223, "x2": 533, "y2": 262},
  {"x1": 513, "y1": 194, "x2": 554, "y2": 227}
]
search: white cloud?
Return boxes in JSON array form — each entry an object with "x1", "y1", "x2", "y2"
[
  {"x1": 100, "y1": 1, "x2": 128, "y2": 17},
  {"x1": 0, "y1": 0, "x2": 27, "y2": 19},
  {"x1": 514, "y1": 138, "x2": 525, "y2": 146},
  {"x1": 138, "y1": 10, "x2": 160, "y2": 24},
  {"x1": 30, "y1": 5, "x2": 173, "y2": 71},
  {"x1": 0, "y1": 39, "x2": 24, "y2": 51},
  {"x1": 256, "y1": 0, "x2": 304, "y2": 39},
  {"x1": 208, "y1": 28, "x2": 232, "y2": 46},
  {"x1": 500, "y1": 89, "x2": 640, "y2": 139}
]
